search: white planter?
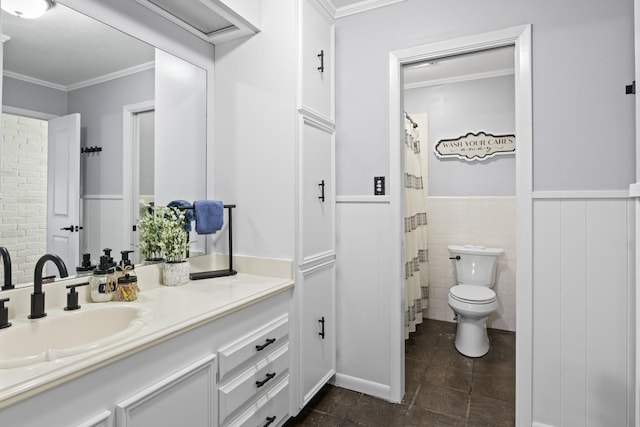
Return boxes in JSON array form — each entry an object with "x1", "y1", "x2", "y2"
[{"x1": 162, "y1": 261, "x2": 189, "y2": 286}]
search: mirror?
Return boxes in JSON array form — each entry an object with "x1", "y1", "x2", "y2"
[{"x1": 0, "y1": 3, "x2": 207, "y2": 288}]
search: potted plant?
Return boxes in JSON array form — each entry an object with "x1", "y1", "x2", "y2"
[
  {"x1": 137, "y1": 206, "x2": 167, "y2": 263},
  {"x1": 160, "y1": 206, "x2": 190, "y2": 286},
  {"x1": 138, "y1": 206, "x2": 190, "y2": 286}
]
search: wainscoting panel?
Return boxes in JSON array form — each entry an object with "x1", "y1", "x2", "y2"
[
  {"x1": 335, "y1": 199, "x2": 392, "y2": 399},
  {"x1": 532, "y1": 199, "x2": 634, "y2": 427}
]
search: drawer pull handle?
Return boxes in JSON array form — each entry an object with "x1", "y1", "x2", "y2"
[
  {"x1": 256, "y1": 338, "x2": 276, "y2": 351},
  {"x1": 264, "y1": 416, "x2": 277, "y2": 427},
  {"x1": 256, "y1": 372, "x2": 276, "y2": 388},
  {"x1": 318, "y1": 180, "x2": 325, "y2": 202},
  {"x1": 319, "y1": 316, "x2": 325, "y2": 339}
]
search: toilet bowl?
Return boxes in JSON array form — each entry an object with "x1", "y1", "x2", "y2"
[{"x1": 447, "y1": 245, "x2": 503, "y2": 357}]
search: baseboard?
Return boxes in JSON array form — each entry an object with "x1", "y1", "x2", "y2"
[
  {"x1": 532, "y1": 422, "x2": 556, "y2": 427},
  {"x1": 332, "y1": 373, "x2": 391, "y2": 401}
]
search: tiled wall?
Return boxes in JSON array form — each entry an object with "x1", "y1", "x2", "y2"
[
  {"x1": 426, "y1": 197, "x2": 516, "y2": 331},
  {"x1": 0, "y1": 113, "x2": 48, "y2": 285}
]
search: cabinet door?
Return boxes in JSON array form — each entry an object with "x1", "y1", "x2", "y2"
[
  {"x1": 300, "y1": 117, "x2": 334, "y2": 263},
  {"x1": 299, "y1": 262, "x2": 335, "y2": 405},
  {"x1": 299, "y1": 0, "x2": 334, "y2": 120},
  {"x1": 116, "y1": 355, "x2": 216, "y2": 427}
]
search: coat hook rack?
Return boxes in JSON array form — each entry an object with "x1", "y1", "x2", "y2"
[{"x1": 81, "y1": 146, "x2": 102, "y2": 154}]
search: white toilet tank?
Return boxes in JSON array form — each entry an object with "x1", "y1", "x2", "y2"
[{"x1": 448, "y1": 245, "x2": 503, "y2": 287}]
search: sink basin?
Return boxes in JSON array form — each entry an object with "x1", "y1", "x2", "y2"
[{"x1": 0, "y1": 303, "x2": 151, "y2": 369}]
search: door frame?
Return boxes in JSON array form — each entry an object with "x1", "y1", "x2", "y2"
[
  {"x1": 123, "y1": 100, "x2": 155, "y2": 262},
  {"x1": 388, "y1": 25, "x2": 533, "y2": 423}
]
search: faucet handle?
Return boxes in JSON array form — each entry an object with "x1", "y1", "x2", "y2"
[
  {"x1": 0, "y1": 297, "x2": 11, "y2": 329},
  {"x1": 65, "y1": 282, "x2": 89, "y2": 311}
]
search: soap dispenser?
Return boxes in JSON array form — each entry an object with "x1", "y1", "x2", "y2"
[
  {"x1": 90, "y1": 255, "x2": 116, "y2": 302},
  {"x1": 75, "y1": 253, "x2": 96, "y2": 277},
  {"x1": 102, "y1": 248, "x2": 116, "y2": 269},
  {"x1": 116, "y1": 250, "x2": 136, "y2": 280}
]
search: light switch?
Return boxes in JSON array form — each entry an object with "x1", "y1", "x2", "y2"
[{"x1": 374, "y1": 176, "x2": 385, "y2": 195}]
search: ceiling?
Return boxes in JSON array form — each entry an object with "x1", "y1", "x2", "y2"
[
  {"x1": 403, "y1": 46, "x2": 515, "y2": 88},
  {"x1": 3, "y1": 0, "x2": 482, "y2": 91},
  {"x1": 2, "y1": 4, "x2": 154, "y2": 90}
]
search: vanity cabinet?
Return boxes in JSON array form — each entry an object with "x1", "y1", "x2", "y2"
[{"x1": 0, "y1": 289, "x2": 291, "y2": 427}]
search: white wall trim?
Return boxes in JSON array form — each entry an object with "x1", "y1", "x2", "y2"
[
  {"x1": 4, "y1": 62, "x2": 155, "y2": 93},
  {"x1": 336, "y1": 195, "x2": 391, "y2": 203},
  {"x1": 122, "y1": 100, "x2": 155, "y2": 259},
  {"x1": 2, "y1": 105, "x2": 58, "y2": 121},
  {"x1": 389, "y1": 24, "x2": 533, "y2": 420},
  {"x1": 332, "y1": 373, "x2": 391, "y2": 401},
  {"x1": 81, "y1": 194, "x2": 124, "y2": 200},
  {"x1": 67, "y1": 61, "x2": 155, "y2": 91},
  {"x1": 331, "y1": 0, "x2": 406, "y2": 19},
  {"x1": 533, "y1": 190, "x2": 630, "y2": 199},
  {"x1": 404, "y1": 67, "x2": 514, "y2": 90}
]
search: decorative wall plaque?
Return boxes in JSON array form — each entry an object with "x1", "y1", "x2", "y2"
[{"x1": 434, "y1": 131, "x2": 515, "y2": 161}]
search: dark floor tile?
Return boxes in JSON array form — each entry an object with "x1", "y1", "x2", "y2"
[
  {"x1": 428, "y1": 348, "x2": 474, "y2": 373},
  {"x1": 405, "y1": 406, "x2": 466, "y2": 427},
  {"x1": 346, "y1": 394, "x2": 408, "y2": 427},
  {"x1": 424, "y1": 365, "x2": 472, "y2": 393},
  {"x1": 426, "y1": 319, "x2": 457, "y2": 334},
  {"x1": 473, "y1": 357, "x2": 515, "y2": 379},
  {"x1": 309, "y1": 384, "x2": 361, "y2": 418},
  {"x1": 406, "y1": 358, "x2": 429, "y2": 382},
  {"x1": 413, "y1": 383, "x2": 469, "y2": 419},
  {"x1": 405, "y1": 339, "x2": 434, "y2": 362},
  {"x1": 467, "y1": 395, "x2": 515, "y2": 427},
  {"x1": 284, "y1": 409, "x2": 353, "y2": 426},
  {"x1": 471, "y1": 373, "x2": 515, "y2": 402},
  {"x1": 402, "y1": 379, "x2": 420, "y2": 405}
]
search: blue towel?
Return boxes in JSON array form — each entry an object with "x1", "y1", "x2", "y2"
[
  {"x1": 167, "y1": 200, "x2": 195, "y2": 232},
  {"x1": 194, "y1": 200, "x2": 224, "y2": 234}
]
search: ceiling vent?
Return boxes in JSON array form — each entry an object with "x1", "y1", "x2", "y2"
[{"x1": 134, "y1": 0, "x2": 260, "y2": 45}]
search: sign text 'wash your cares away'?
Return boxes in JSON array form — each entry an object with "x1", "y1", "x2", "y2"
[{"x1": 434, "y1": 131, "x2": 515, "y2": 161}]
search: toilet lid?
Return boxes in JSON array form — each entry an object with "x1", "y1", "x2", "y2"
[{"x1": 450, "y1": 285, "x2": 496, "y2": 303}]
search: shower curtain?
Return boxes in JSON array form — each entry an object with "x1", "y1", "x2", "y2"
[{"x1": 404, "y1": 112, "x2": 429, "y2": 339}]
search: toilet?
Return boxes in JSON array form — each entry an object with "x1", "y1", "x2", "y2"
[{"x1": 447, "y1": 244, "x2": 503, "y2": 357}]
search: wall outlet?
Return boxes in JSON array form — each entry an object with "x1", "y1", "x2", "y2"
[{"x1": 374, "y1": 176, "x2": 385, "y2": 195}]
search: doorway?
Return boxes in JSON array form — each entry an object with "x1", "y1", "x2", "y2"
[
  {"x1": 123, "y1": 101, "x2": 155, "y2": 265},
  {"x1": 389, "y1": 25, "x2": 532, "y2": 423}
]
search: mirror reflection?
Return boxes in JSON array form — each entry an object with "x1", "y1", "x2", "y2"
[{"x1": 0, "y1": 2, "x2": 207, "y2": 288}]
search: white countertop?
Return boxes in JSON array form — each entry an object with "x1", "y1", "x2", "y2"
[{"x1": 0, "y1": 270, "x2": 293, "y2": 408}]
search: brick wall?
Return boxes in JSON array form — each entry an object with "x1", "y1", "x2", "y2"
[{"x1": 0, "y1": 113, "x2": 48, "y2": 285}]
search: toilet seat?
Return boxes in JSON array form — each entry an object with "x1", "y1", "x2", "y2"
[{"x1": 449, "y1": 285, "x2": 496, "y2": 304}]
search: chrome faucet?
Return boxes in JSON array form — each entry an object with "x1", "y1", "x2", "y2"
[
  {"x1": 0, "y1": 247, "x2": 13, "y2": 291},
  {"x1": 29, "y1": 254, "x2": 69, "y2": 319}
]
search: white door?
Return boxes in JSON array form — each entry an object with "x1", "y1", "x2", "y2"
[{"x1": 46, "y1": 113, "x2": 81, "y2": 271}]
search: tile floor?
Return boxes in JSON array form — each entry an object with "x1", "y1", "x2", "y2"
[{"x1": 285, "y1": 319, "x2": 515, "y2": 426}]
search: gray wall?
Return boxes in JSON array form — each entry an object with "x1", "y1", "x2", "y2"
[
  {"x1": 336, "y1": 0, "x2": 634, "y2": 194},
  {"x1": 3, "y1": 76, "x2": 68, "y2": 116},
  {"x1": 405, "y1": 75, "x2": 515, "y2": 196},
  {"x1": 68, "y1": 68, "x2": 154, "y2": 195}
]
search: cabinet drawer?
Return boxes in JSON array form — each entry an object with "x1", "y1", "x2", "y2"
[
  {"x1": 219, "y1": 343, "x2": 289, "y2": 423},
  {"x1": 218, "y1": 314, "x2": 289, "y2": 380},
  {"x1": 225, "y1": 375, "x2": 289, "y2": 427}
]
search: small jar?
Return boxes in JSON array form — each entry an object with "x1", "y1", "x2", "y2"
[
  {"x1": 90, "y1": 269, "x2": 115, "y2": 302},
  {"x1": 114, "y1": 274, "x2": 138, "y2": 302}
]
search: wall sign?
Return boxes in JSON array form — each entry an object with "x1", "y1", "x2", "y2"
[{"x1": 434, "y1": 131, "x2": 515, "y2": 161}]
